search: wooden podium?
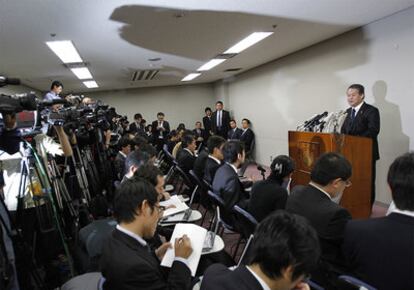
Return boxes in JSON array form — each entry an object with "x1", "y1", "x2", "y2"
[{"x1": 288, "y1": 131, "x2": 372, "y2": 219}]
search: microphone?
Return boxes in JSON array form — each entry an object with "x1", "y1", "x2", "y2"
[
  {"x1": 305, "y1": 111, "x2": 328, "y2": 129},
  {"x1": 0, "y1": 76, "x2": 21, "y2": 87},
  {"x1": 257, "y1": 165, "x2": 266, "y2": 172}
]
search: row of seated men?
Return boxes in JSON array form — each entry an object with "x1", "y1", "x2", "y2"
[
  {"x1": 77, "y1": 128, "x2": 413, "y2": 290},
  {"x1": 165, "y1": 131, "x2": 414, "y2": 290}
]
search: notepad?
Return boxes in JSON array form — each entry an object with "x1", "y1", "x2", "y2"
[
  {"x1": 161, "y1": 223, "x2": 207, "y2": 276},
  {"x1": 160, "y1": 195, "x2": 189, "y2": 217}
]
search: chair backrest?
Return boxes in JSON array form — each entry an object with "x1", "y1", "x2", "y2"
[
  {"x1": 339, "y1": 275, "x2": 377, "y2": 290},
  {"x1": 237, "y1": 234, "x2": 254, "y2": 267},
  {"x1": 207, "y1": 190, "x2": 225, "y2": 206},
  {"x1": 233, "y1": 205, "x2": 258, "y2": 239}
]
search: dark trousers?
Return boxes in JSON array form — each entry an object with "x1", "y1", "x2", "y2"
[
  {"x1": 371, "y1": 160, "x2": 377, "y2": 207},
  {"x1": 155, "y1": 138, "x2": 165, "y2": 152}
]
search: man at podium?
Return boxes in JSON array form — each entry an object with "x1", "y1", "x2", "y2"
[{"x1": 341, "y1": 84, "x2": 380, "y2": 206}]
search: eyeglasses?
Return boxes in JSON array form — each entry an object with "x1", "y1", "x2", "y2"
[{"x1": 154, "y1": 204, "x2": 165, "y2": 214}]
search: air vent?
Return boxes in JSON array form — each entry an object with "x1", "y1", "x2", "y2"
[
  {"x1": 224, "y1": 68, "x2": 242, "y2": 72},
  {"x1": 131, "y1": 70, "x2": 159, "y2": 81}
]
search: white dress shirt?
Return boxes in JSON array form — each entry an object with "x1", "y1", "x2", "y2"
[
  {"x1": 208, "y1": 155, "x2": 221, "y2": 165},
  {"x1": 246, "y1": 266, "x2": 271, "y2": 290},
  {"x1": 352, "y1": 101, "x2": 364, "y2": 116},
  {"x1": 309, "y1": 182, "x2": 332, "y2": 200}
]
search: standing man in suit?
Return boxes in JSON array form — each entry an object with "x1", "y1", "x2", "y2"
[
  {"x1": 341, "y1": 84, "x2": 380, "y2": 206},
  {"x1": 204, "y1": 135, "x2": 226, "y2": 184},
  {"x1": 151, "y1": 112, "x2": 170, "y2": 152},
  {"x1": 201, "y1": 211, "x2": 320, "y2": 290},
  {"x1": 227, "y1": 119, "x2": 242, "y2": 140},
  {"x1": 211, "y1": 101, "x2": 231, "y2": 139},
  {"x1": 239, "y1": 118, "x2": 255, "y2": 155},
  {"x1": 129, "y1": 113, "x2": 145, "y2": 136},
  {"x1": 343, "y1": 152, "x2": 414, "y2": 290},
  {"x1": 114, "y1": 137, "x2": 132, "y2": 181},
  {"x1": 101, "y1": 178, "x2": 193, "y2": 290},
  {"x1": 176, "y1": 134, "x2": 197, "y2": 174},
  {"x1": 202, "y1": 107, "x2": 213, "y2": 140},
  {"x1": 286, "y1": 152, "x2": 352, "y2": 286},
  {"x1": 212, "y1": 141, "x2": 249, "y2": 210}
]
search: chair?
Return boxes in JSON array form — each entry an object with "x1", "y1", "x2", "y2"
[
  {"x1": 232, "y1": 206, "x2": 258, "y2": 261},
  {"x1": 174, "y1": 165, "x2": 198, "y2": 205},
  {"x1": 61, "y1": 272, "x2": 104, "y2": 290},
  {"x1": 338, "y1": 275, "x2": 377, "y2": 290},
  {"x1": 189, "y1": 170, "x2": 213, "y2": 224}
]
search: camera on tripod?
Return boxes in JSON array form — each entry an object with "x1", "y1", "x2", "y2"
[{"x1": 0, "y1": 93, "x2": 38, "y2": 114}]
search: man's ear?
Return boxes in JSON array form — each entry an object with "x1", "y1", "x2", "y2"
[
  {"x1": 331, "y1": 178, "x2": 343, "y2": 189},
  {"x1": 137, "y1": 200, "x2": 150, "y2": 217}
]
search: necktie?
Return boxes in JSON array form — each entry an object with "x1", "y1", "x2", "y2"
[
  {"x1": 351, "y1": 108, "x2": 356, "y2": 121},
  {"x1": 217, "y1": 111, "x2": 221, "y2": 127}
]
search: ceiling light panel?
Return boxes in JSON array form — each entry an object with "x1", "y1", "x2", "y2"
[
  {"x1": 70, "y1": 67, "x2": 93, "y2": 80},
  {"x1": 197, "y1": 59, "x2": 226, "y2": 71},
  {"x1": 46, "y1": 40, "x2": 83, "y2": 63},
  {"x1": 181, "y1": 73, "x2": 201, "y2": 82},
  {"x1": 83, "y1": 80, "x2": 98, "y2": 88},
  {"x1": 224, "y1": 32, "x2": 273, "y2": 54}
]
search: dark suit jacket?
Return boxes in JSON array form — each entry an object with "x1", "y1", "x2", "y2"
[
  {"x1": 248, "y1": 178, "x2": 288, "y2": 222},
  {"x1": 193, "y1": 128, "x2": 207, "y2": 140},
  {"x1": 341, "y1": 102, "x2": 380, "y2": 160},
  {"x1": 211, "y1": 110, "x2": 230, "y2": 136},
  {"x1": 204, "y1": 157, "x2": 222, "y2": 184},
  {"x1": 212, "y1": 163, "x2": 249, "y2": 210},
  {"x1": 177, "y1": 148, "x2": 196, "y2": 174},
  {"x1": 114, "y1": 152, "x2": 126, "y2": 180},
  {"x1": 101, "y1": 229, "x2": 191, "y2": 290},
  {"x1": 129, "y1": 121, "x2": 145, "y2": 135},
  {"x1": 193, "y1": 150, "x2": 208, "y2": 179},
  {"x1": 286, "y1": 185, "x2": 351, "y2": 266},
  {"x1": 227, "y1": 128, "x2": 243, "y2": 140},
  {"x1": 202, "y1": 116, "x2": 212, "y2": 135},
  {"x1": 151, "y1": 120, "x2": 170, "y2": 140},
  {"x1": 343, "y1": 213, "x2": 414, "y2": 290},
  {"x1": 201, "y1": 264, "x2": 262, "y2": 290},
  {"x1": 239, "y1": 128, "x2": 255, "y2": 153}
]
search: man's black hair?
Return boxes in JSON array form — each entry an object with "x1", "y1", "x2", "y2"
[
  {"x1": 207, "y1": 135, "x2": 226, "y2": 154},
  {"x1": 132, "y1": 136, "x2": 148, "y2": 148},
  {"x1": 118, "y1": 137, "x2": 131, "y2": 150},
  {"x1": 140, "y1": 143, "x2": 157, "y2": 159},
  {"x1": 205, "y1": 107, "x2": 212, "y2": 113},
  {"x1": 181, "y1": 134, "x2": 195, "y2": 149},
  {"x1": 124, "y1": 150, "x2": 146, "y2": 172},
  {"x1": 157, "y1": 112, "x2": 165, "y2": 117},
  {"x1": 134, "y1": 113, "x2": 142, "y2": 120},
  {"x1": 51, "y1": 80, "x2": 63, "y2": 90},
  {"x1": 348, "y1": 84, "x2": 365, "y2": 96},
  {"x1": 242, "y1": 118, "x2": 251, "y2": 125},
  {"x1": 310, "y1": 152, "x2": 352, "y2": 186},
  {"x1": 216, "y1": 101, "x2": 223, "y2": 106},
  {"x1": 135, "y1": 164, "x2": 163, "y2": 187},
  {"x1": 222, "y1": 140, "x2": 244, "y2": 163},
  {"x1": 269, "y1": 155, "x2": 295, "y2": 184},
  {"x1": 248, "y1": 210, "x2": 320, "y2": 281},
  {"x1": 113, "y1": 178, "x2": 158, "y2": 223},
  {"x1": 388, "y1": 152, "x2": 414, "y2": 211}
]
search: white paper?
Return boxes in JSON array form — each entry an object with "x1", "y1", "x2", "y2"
[
  {"x1": 160, "y1": 195, "x2": 189, "y2": 217},
  {"x1": 161, "y1": 223, "x2": 207, "y2": 276}
]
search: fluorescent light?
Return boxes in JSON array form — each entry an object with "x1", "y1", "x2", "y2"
[
  {"x1": 83, "y1": 80, "x2": 98, "y2": 88},
  {"x1": 46, "y1": 40, "x2": 83, "y2": 63},
  {"x1": 224, "y1": 32, "x2": 273, "y2": 54},
  {"x1": 181, "y1": 73, "x2": 201, "y2": 82},
  {"x1": 197, "y1": 59, "x2": 226, "y2": 71},
  {"x1": 70, "y1": 67, "x2": 93, "y2": 80}
]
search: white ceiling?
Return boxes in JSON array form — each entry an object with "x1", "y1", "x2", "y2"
[{"x1": 1, "y1": 0, "x2": 414, "y2": 94}]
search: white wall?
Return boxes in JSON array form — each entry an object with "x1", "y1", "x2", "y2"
[
  {"x1": 88, "y1": 84, "x2": 215, "y2": 130},
  {"x1": 214, "y1": 6, "x2": 414, "y2": 204}
]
